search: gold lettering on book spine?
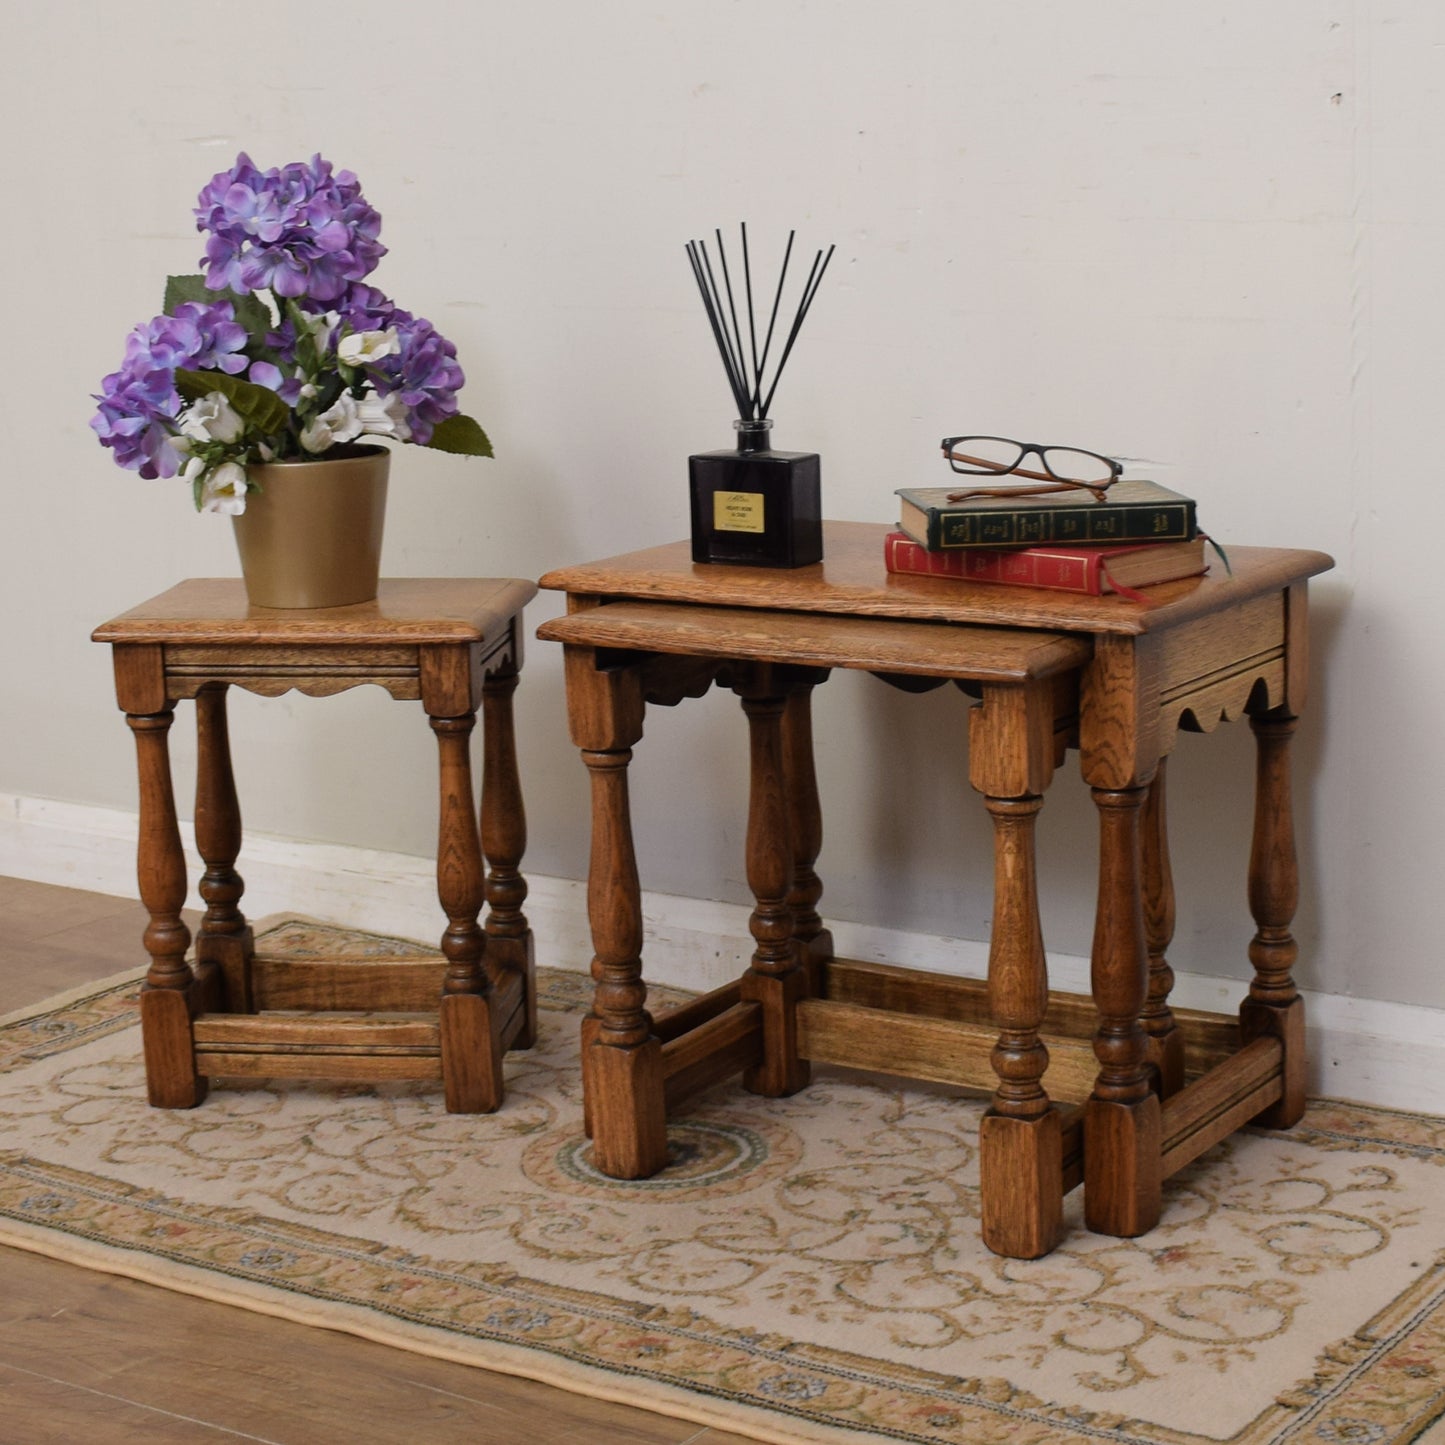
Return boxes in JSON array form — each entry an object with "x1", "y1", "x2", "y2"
[{"x1": 935, "y1": 502, "x2": 1192, "y2": 549}]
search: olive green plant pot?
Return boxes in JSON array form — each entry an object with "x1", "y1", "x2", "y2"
[{"x1": 231, "y1": 444, "x2": 390, "y2": 609}]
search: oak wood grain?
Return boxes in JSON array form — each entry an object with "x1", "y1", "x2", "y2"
[
  {"x1": 660, "y1": 1002, "x2": 764, "y2": 1108},
  {"x1": 544, "y1": 529, "x2": 1330, "y2": 1258},
  {"x1": 1141, "y1": 761, "x2": 1186, "y2": 1096},
  {"x1": 737, "y1": 685, "x2": 810, "y2": 1098},
  {"x1": 481, "y1": 663, "x2": 536, "y2": 1045},
  {"x1": 249, "y1": 956, "x2": 450, "y2": 1011},
  {"x1": 1241, "y1": 710, "x2": 1308, "y2": 1128},
  {"x1": 539, "y1": 523, "x2": 1331, "y2": 637},
  {"x1": 782, "y1": 686, "x2": 832, "y2": 984},
  {"x1": 659, "y1": 1001, "x2": 762, "y2": 1081},
  {"x1": 540, "y1": 600, "x2": 1091, "y2": 680},
  {"x1": 98, "y1": 580, "x2": 536, "y2": 1117},
  {"x1": 192, "y1": 1051, "x2": 445, "y2": 1081},
  {"x1": 191, "y1": 1013, "x2": 441, "y2": 1048},
  {"x1": 796, "y1": 997, "x2": 1102, "y2": 1101},
  {"x1": 649, "y1": 979, "x2": 745, "y2": 1042},
  {"x1": 816, "y1": 958, "x2": 1242, "y2": 1073},
  {"x1": 980, "y1": 1109, "x2": 1064, "y2": 1259},
  {"x1": 1159, "y1": 1035, "x2": 1283, "y2": 1177},
  {"x1": 93, "y1": 577, "x2": 537, "y2": 646}
]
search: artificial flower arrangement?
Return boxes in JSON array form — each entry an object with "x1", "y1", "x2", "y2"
[{"x1": 91, "y1": 153, "x2": 491, "y2": 514}]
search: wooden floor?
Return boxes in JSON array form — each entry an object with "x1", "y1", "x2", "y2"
[{"x1": 0, "y1": 876, "x2": 755, "y2": 1445}]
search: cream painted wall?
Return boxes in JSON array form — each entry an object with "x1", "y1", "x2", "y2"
[{"x1": 4, "y1": 3, "x2": 1442, "y2": 1007}]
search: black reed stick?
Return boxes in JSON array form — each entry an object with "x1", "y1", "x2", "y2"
[
  {"x1": 687, "y1": 240, "x2": 749, "y2": 417},
  {"x1": 759, "y1": 243, "x2": 834, "y2": 420},
  {"x1": 753, "y1": 229, "x2": 794, "y2": 408},
  {"x1": 714, "y1": 228, "x2": 748, "y2": 401},
  {"x1": 686, "y1": 226, "x2": 834, "y2": 423},
  {"x1": 741, "y1": 223, "x2": 761, "y2": 403},
  {"x1": 684, "y1": 245, "x2": 733, "y2": 410},
  {"x1": 699, "y1": 241, "x2": 750, "y2": 416}
]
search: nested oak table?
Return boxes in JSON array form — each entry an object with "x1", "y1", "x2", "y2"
[
  {"x1": 539, "y1": 522, "x2": 1333, "y2": 1258},
  {"x1": 94, "y1": 578, "x2": 536, "y2": 1114}
]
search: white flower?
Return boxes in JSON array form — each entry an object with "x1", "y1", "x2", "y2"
[
  {"x1": 178, "y1": 392, "x2": 245, "y2": 444},
  {"x1": 338, "y1": 328, "x2": 400, "y2": 367},
  {"x1": 298, "y1": 309, "x2": 340, "y2": 341},
  {"x1": 356, "y1": 391, "x2": 412, "y2": 442},
  {"x1": 299, "y1": 393, "x2": 362, "y2": 452},
  {"x1": 195, "y1": 460, "x2": 250, "y2": 516}
]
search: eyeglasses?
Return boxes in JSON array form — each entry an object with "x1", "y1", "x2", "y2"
[{"x1": 940, "y1": 436, "x2": 1123, "y2": 502}]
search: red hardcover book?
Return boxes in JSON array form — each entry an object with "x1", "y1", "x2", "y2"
[{"x1": 882, "y1": 531, "x2": 1207, "y2": 596}]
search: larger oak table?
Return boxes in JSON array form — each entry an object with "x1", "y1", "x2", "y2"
[
  {"x1": 94, "y1": 578, "x2": 537, "y2": 1115},
  {"x1": 539, "y1": 522, "x2": 1333, "y2": 1258}
]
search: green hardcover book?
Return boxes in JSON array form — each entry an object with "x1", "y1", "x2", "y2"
[{"x1": 896, "y1": 478, "x2": 1198, "y2": 550}]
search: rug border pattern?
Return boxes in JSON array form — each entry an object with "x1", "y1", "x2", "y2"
[{"x1": 0, "y1": 934, "x2": 1441, "y2": 1445}]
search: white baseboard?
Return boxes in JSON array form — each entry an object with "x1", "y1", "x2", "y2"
[{"x1": 3, "y1": 791, "x2": 1440, "y2": 1115}]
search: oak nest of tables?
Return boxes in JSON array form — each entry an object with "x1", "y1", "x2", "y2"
[
  {"x1": 94, "y1": 578, "x2": 536, "y2": 1115},
  {"x1": 538, "y1": 521, "x2": 1333, "y2": 1259}
]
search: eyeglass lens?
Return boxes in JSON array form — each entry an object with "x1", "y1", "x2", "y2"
[{"x1": 946, "y1": 437, "x2": 1115, "y2": 486}]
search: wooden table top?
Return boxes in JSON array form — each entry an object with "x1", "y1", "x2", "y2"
[
  {"x1": 539, "y1": 601, "x2": 1092, "y2": 681},
  {"x1": 540, "y1": 522, "x2": 1333, "y2": 637},
  {"x1": 93, "y1": 578, "x2": 538, "y2": 647}
]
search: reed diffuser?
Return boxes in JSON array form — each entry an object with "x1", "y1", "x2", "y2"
[{"x1": 686, "y1": 226, "x2": 834, "y2": 567}]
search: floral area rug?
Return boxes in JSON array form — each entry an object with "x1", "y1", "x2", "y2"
[{"x1": 0, "y1": 920, "x2": 1442, "y2": 1445}]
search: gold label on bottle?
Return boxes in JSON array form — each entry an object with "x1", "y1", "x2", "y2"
[{"x1": 714, "y1": 490, "x2": 766, "y2": 533}]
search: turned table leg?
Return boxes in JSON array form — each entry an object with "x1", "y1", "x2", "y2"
[
  {"x1": 781, "y1": 684, "x2": 834, "y2": 993},
  {"x1": 968, "y1": 679, "x2": 1067, "y2": 1257},
  {"x1": 1241, "y1": 709, "x2": 1307, "y2": 1128},
  {"x1": 582, "y1": 744, "x2": 668, "y2": 1175},
  {"x1": 129, "y1": 709, "x2": 206, "y2": 1108},
  {"x1": 481, "y1": 663, "x2": 536, "y2": 1049},
  {"x1": 560, "y1": 647, "x2": 666, "y2": 1176},
  {"x1": 980, "y1": 792, "x2": 1062, "y2": 1259},
  {"x1": 432, "y1": 710, "x2": 502, "y2": 1113},
  {"x1": 194, "y1": 684, "x2": 251, "y2": 1013},
  {"x1": 1141, "y1": 760, "x2": 1185, "y2": 1097},
  {"x1": 739, "y1": 686, "x2": 810, "y2": 1098},
  {"x1": 1085, "y1": 784, "x2": 1163, "y2": 1238}
]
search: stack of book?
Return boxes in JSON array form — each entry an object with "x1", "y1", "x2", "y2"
[{"x1": 888, "y1": 479, "x2": 1207, "y2": 597}]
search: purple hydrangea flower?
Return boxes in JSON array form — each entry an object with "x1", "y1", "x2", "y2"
[
  {"x1": 334, "y1": 282, "x2": 398, "y2": 330},
  {"x1": 196, "y1": 152, "x2": 386, "y2": 303},
  {"x1": 96, "y1": 156, "x2": 481, "y2": 489},
  {"x1": 248, "y1": 360, "x2": 284, "y2": 391},
  {"x1": 331, "y1": 286, "x2": 464, "y2": 442},
  {"x1": 370, "y1": 312, "x2": 465, "y2": 445},
  {"x1": 90, "y1": 360, "x2": 182, "y2": 479},
  {"x1": 90, "y1": 299, "x2": 249, "y2": 478},
  {"x1": 129, "y1": 300, "x2": 250, "y2": 376}
]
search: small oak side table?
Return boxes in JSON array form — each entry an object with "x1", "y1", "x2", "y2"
[
  {"x1": 94, "y1": 577, "x2": 537, "y2": 1114},
  {"x1": 538, "y1": 522, "x2": 1332, "y2": 1258}
]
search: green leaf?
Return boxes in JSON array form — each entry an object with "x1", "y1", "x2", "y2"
[
  {"x1": 163, "y1": 274, "x2": 211, "y2": 312},
  {"x1": 230, "y1": 290, "x2": 275, "y2": 339},
  {"x1": 164, "y1": 274, "x2": 273, "y2": 340},
  {"x1": 175, "y1": 368, "x2": 290, "y2": 435},
  {"x1": 424, "y1": 414, "x2": 494, "y2": 458}
]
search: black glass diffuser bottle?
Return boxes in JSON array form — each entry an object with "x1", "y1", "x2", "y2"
[
  {"x1": 684, "y1": 226, "x2": 833, "y2": 568},
  {"x1": 689, "y1": 417, "x2": 822, "y2": 567}
]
